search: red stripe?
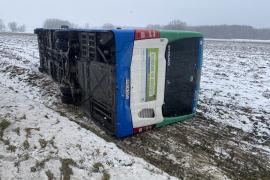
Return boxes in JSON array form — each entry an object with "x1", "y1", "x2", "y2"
[
  {"x1": 133, "y1": 125, "x2": 153, "y2": 134},
  {"x1": 135, "y1": 29, "x2": 160, "y2": 40}
]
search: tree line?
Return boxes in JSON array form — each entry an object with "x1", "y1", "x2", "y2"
[
  {"x1": 120, "y1": 19, "x2": 270, "y2": 40},
  {"x1": 146, "y1": 20, "x2": 270, "y2": 40},
  {"x1": 1, "y1": 18, "x2": 270, "y2": 40},
  {"x1": 44, "y1": 18, "x2": 270, "y2": 40},
  {"x1": 188, "y1": 25, "x2": 270, "y2": 40},
  {"x1": 0, "y1": 19, "x2": 26, "y2": 32},
  {"x1": 42, "y1": 18, "x2": 115, "y2": 29}
]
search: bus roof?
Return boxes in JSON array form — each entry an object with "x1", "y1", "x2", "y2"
[{"x1": 160, "y1": 30, "x2": 203, "y2": 42}]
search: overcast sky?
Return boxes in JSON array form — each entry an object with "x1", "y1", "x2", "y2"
[{"x1": 0, "y1": 0, "x2": 269, "y2": 32}]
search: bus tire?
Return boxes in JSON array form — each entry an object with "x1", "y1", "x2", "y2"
[
  {"x1": 55, "y1": 31, "x2": 69, "y2": 40},
  {"x1": 61, "y1": 95, "x2": 73, "y2": 104},
  {"x1": 56, "y1": 40, "x2": 68, "y2": 52},
  {"x1": 60, "y1": 86, "x2": 72, "y2": 96}
]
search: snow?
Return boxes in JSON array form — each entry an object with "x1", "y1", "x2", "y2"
[
  {"x1": 1, "y1": 33, "x2": 270, "y2": 179},
  {"x1": 206, "y1": 38, "x2": 270, "y2": 44},
  {"x1": 0, "y1": 33, "x2": 175, "y2": 180},
  {"x1": 199, "y1": 39, "x2": 270, "y2": 138}
]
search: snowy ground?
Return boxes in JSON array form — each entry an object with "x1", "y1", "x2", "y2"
[
  {"x1": 0, "y1": 33, "x2": 270, "y2": 179},
  {"x1": 0, "y1": 33, "x2": 175, "y2": 180},
  {"x1": 200, "y1": 39, "x2": 270, "y2": 139}
]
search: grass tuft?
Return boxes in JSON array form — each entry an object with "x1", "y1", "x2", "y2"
[
  {"x1": 23, "y1": 140, "x2": 30, "y2": 149},
  {"x1": 30, "y1": 157, "x2": 51, "y2": 172},
  {"x1": 39, "y1": 139, "x2": 47, "y2": 148},
  {"x1": 76, "y1": 144, "x2": 82, "y2": 151},
  {"x1": 0, "y1": 119, "x2": 11, "y2": 139},
  {"x1": 49, "y1": 137, "x2": 57, "y2": 149},
  {"x1": 93, "y1": 162, "x2": 104, "y2": 173},
  {"x1": 6, "y1": 144, "x2": 16, "y2": 152},
  {"x1": 102, "y1": 171, "x2": 110, "y2": 180},
  {"x1": 45, "y1": 170, "x2": 55, "y2": 180},
  {"x1": 24, "y1": 127, "x2": 40, "y2": 138},
  {"x1": 13, "y1": 127, "x2": 20, "y2": 136},
  {"x1": 60, "y1": 158, "x2": 76, "y2": 180},
  {"x1": 77, "y1": 112, "x2": 86, "y2": 118},
  {"x1": 60, "y1": 112, "x2": 66, "y2": 117},
  {"x1": 3, "y1": 139, "x2": 10, "y2": 145}
]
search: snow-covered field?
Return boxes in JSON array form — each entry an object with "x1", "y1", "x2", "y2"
[
  {"x1": 0, "y1": 33, "x2": 175, "y2": 180},
  {"x1": 0, "y1": 33, "x2": 270, "y2": 179},
  {"x1": 200, "y1": 39, "x2": 270, "y2": 139}
]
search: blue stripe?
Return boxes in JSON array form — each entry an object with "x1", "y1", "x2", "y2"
[
  {"x1": 112, "y1": 29, "x2": 135, "y2": 138},
  {"x1": 192, "y1": 38, "x2": 203, "y2": 113}
]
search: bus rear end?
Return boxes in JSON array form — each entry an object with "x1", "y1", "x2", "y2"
[{"x1": 114, "y1": 29, "x2": 203, "y2": 137}]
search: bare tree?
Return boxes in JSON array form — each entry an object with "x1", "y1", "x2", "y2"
[
  {"x1": 0, "y1": 19, "x2": 6, "y2": 32},
  {"x1": 18, "y1": 25, "x2": 26, "y2": 32},
  {"x1": 8, "y1": 22, "x2": 18, "y2": 32},
  {"x1": 102, "y1": 23, "x2": 115, "y2": 29},
  {"x1": 146, "y1": 24, "x2": 162, "y2": 29},
  {"x1": 146, "y1": 20, "x2": 187, "y2": 30},
  {"x1": 43, "y1": 18, "x2": 77, "y2": 29},
  {"x1": 84, "y1": 23, "x2": 90, "y2": 29},
  {"x1": 163, "y1": 20, "x2": 187, "y2": 30}
]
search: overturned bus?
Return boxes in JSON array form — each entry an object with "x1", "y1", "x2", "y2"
[{"x1": 34, "y1": 28, "x2": 203, "y2": 137}]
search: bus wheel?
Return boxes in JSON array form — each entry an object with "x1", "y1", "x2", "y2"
[
  {"x1": 60, "y1": 86, "x2": 71, "y2": 96},
  {"x1": 55, "y1": 31, "x2": 69, "y2": 39},
  {"x1": 38, "y1": 67, "x2": 44, "y2": 72},
  {"x1": 61, "y1": 95, "x2": 73, "y2": 104},
  {"x1": 56, "y1": 40, "x2": 68, "y2": 52}
]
